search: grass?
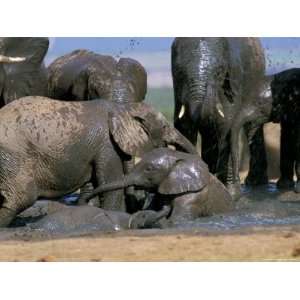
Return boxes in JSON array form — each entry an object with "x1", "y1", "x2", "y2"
[{"x1": 145, "y1": 87, "x2": 174, "y2": 122}]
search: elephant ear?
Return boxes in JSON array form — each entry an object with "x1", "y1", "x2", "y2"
[
  {"x1": 118, "y1": 58, "x2": 147, "y2": 101},
  {"x1": 72, "y1": 70, "x2": 89, "y2": 100},
  {"x1": 108, "y1": 107, "x2": 154, "y2": 156},
  {"x1": 158, "y1": 158, "x2": 210, "y2": 195}
]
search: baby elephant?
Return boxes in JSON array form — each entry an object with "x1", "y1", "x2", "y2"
[
  {"x1": 82, "y1": 148, "x2": 233, "y2": 222},
  {"x1": 29, "y1": 205, "x2": 170, "y2": 234}
]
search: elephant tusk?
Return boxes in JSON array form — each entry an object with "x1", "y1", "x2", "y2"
[
  {"x1": 0, "y1": 55, "x2": 26, "y2": 63},
  {"x1": 168, "y1": 145, "x2": 176, "y2": 150},
  {"x1": 134, "y1": 156, "x2": 141, "y2": 164},
  {"x1": 178, "y1": 105, "x2": 185, "y2": 119},
  {"x1": 216, "y1": 103, "x2": 225, "y2": 118}
]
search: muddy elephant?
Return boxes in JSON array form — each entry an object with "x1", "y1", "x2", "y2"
[
  {"x1": 172, "y1": 37, "x2": 270, "y2": 199},
  {"x1": 47, "y1": 49, "x2": 147, "y2": 103},
  {"x1": 28, "y1": 205, "x2": 170, "y2": 234},
  {"x1": 0, "y1": 37, "x2": 49, "y2": 107},
  {"x1": 81, "y1": 148, "x2": 233, "y2": 223},
  {"x1": 47, "y1": 49, "x2": 148, "y2": 205},
  {"x1": 0, "y1": 97, "x2": 195, "y2": 227},
  {"x1": 269, "y1": 68, "x2": 300, "y2": 192}
]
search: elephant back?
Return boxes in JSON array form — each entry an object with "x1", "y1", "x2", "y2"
[
  {"x1": 47, "y1": 49, "x2": 117, "y2": 100},
  {"x1": 47, "y1": 49, "x2": 147, "y2": 104},
  {"x1": 117, "y1": 57, "x2": 147, "y2": 102}
]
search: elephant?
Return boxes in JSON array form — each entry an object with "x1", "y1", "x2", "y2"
[
  {"x1": 0, "y1": 96, "x2": 195, "y2": 227},
  {"x1": 0, "y1": 37, "x2": 49, "y2": 107},
  {"x1": 80, "y1": 148, "x2": 233, "y2": 223},
  {"x1": 270, "y1": 68, "x2": 300, "y2": 192},
  {"x1": 47, "y1": 49, "x2": 147, "y2": 205},
  {"x1": 47, "y1": 49, "x2": 147, "y2": 103},
  {"x1": 171, "y1": 37, "x2": 271, "y2": 199},
  {"x1": 28, "y1": 205, "x2": 170, "y2": 234}
]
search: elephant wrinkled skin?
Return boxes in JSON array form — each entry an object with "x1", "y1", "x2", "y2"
[
  {"x1": 172, "y1": 37, "x2": 271, "y2": 199},
  {"x1": 82, "y1": 148, "x2": 233, "y2": 223},
  {"x1": 0, "y1": 97, "x2": 195, "y2": 227},
  {"x1": 47, "y1": 49, "x2": 147, "y2": 103},
  {"x1": 28, "y1": 205, "x2": 170, "y2": 233}
]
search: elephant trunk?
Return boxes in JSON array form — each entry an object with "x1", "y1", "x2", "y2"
[
  {"x1": 228, "y1": 105, "x2": 268, "y2": 199},
  {"x1": 168, "y1": 128, "x2": 198, "y2": 154},
  {"x1": 174, "y1": 39, "x2": 216, "y2": 146},
  {"x1": 0, "y1": 55, "x2": 26, "y2": 63},
  {"x1": 81, "y1": 176, "x2": 135, "y2": 203}
]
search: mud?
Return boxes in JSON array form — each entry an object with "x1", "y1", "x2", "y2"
[{"x1": 2, "y1": 183, "x2": 300, "y2": 261}]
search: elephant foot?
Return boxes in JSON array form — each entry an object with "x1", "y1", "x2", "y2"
[
  {"x1": 295, "y1": 181, "x2": 300, "y2": 193},
  {"x1": 276, "y1": 177, "x2": 295, "y2": 190},
  {"x1": 226, "y1": 183, "x2": 242, "y2": 201},
  {"x1": 245, "y1": 173, "x2": 268, "y2": 186}
]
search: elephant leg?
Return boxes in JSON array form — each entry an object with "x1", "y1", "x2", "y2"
[
  {"x1": 0, "y1": 206, "x2": 17, "y2": 227},
  {"x1": 123, "y1": 159, "x2": 146, "y2": 213},
  {"x1": 94, "y1": 147, "x2": 126, "y2": 212},
  {"x1": 0, "y1": 184, "x2": 37, "y2": 227},
  {"x1": 200, "y1": 127, "x2": 219, "y2": 174},
  {"x1": 215, "y1": 133, "x2": 230, "y2": 184},
  {"x1": 244, "y1": 124, "x2": 268, "y2": 186},
  {"x1": 77, "y1": 182, "x2": 100, "y2": 206},
  {"x1": 277, "y1": 120, "x2": 295, "y2": 189}
]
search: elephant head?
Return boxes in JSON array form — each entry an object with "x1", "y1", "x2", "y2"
[
  {"x1": 80, "y1": 148, "x2": 210, "y2": 203},
  {"x1": 107, "y1": 101, "x2": 198, "y2": 157},
  {"x1": 88, "y1": 57, "x2": 147, "y2": 103},
  {"x1": 0, "y1": 37, "x2": 49, "y2": 105},
  {"x1": 270, "y1": 69, "x2": 300, "y2": 122},
  {"x1": 48, "y1": 50, "x2": 147, "y2": 104},
  {"x1": 128, "y1": 205, "x2": 171, "y2": 229}
]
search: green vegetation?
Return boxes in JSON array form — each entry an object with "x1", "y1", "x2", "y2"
[{"x1": 145, "y1": 87, "x2": 174, "y2": 121}]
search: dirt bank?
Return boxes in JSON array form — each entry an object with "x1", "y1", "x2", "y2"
[{"x1": 1, "y1": 226, "x2": 300, "y2": 261}]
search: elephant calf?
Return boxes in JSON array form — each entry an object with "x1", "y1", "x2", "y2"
[
  {"x1": 81, "y1": 148, "x2": 234, "y2": 222},
  {"x1": 28, "y1": 205, "x2": 170, "y2": 234}
]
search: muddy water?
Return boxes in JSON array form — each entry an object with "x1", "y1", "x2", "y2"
[
  {"x1": 172, "y1": 183, "x2": 300, "y2": 231},
  {"x1": 2, "y1": 183, "x2": 300, "y2": 242}
]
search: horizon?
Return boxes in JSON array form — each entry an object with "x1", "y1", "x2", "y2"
[{"x1": 46, "y1": 38, "x2": 300, "y2": 87}]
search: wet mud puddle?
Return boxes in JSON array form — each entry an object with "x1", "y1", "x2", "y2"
[
  {"x1": 173, "y1": 183, "x2": 300, "y2": 231},
  {"x1": 2, "y1": 183, "x2": 300, "y2": 242}
]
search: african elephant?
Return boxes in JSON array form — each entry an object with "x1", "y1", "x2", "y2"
[
  {"x1": 0, "y1": 96, "x2": 195, "y2": 227},
  {"x1": 0, "y1": 37, "x2": 49, "y2": 106},
  {"x1": 81, "y1": 148, "x2": 233, "y2": 223},
  {"x1": 47, "y1": 49, "x2": 147, "y2": 103},
  {"x1": 270, "y1": 68, "x2": 300, "y2": 192},
  {"x1": 47, "y1": 49, "x2": 148, "y2": 205},
  {"x1": 172, "y1": 37, "x2": 270, "y2": 199},
  {"x1": 28, "y1": 205, "x2": 170, "y2": 233}
]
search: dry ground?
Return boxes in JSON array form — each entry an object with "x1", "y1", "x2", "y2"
[{"x1": 1, "y1": 226, "x2": 300, "y2": 261}]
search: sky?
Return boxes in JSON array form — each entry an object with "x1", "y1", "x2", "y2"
[{"x1": 46, "y1": 38, "x2": 300, "y2": 88}]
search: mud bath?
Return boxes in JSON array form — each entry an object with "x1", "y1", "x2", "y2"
[{"x1": 2, "y1": 183, "x2": 300, "y2": 261}]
